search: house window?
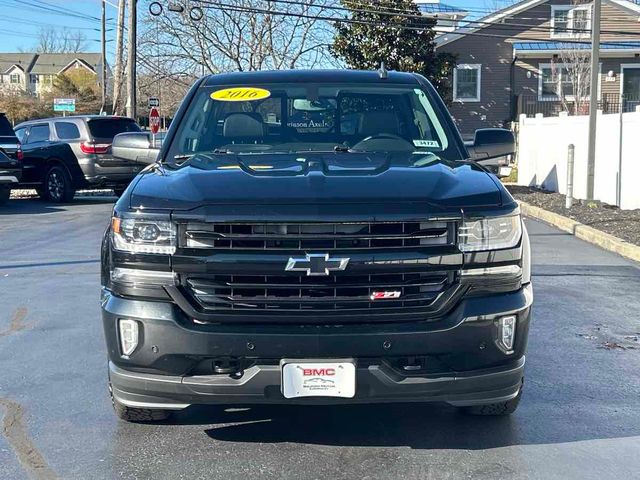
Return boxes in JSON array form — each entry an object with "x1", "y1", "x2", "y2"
[
  {"x1": 538, "y1": 63, "x2": 597, "y2": 101},
  {"x1": 30, "y1": 74, "x2": 39, "y2": 84},
  {"x1": 453, "y1": 64, "x2": 481, "y2": 102},
  {"x1": 551, "y1": 5, "x2": 591, "y2": 38},
  {"x1": 10, "y1": 73, "x2": 20, "y2": 84}
]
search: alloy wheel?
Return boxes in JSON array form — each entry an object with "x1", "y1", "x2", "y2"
[{"x1": 47, "y1": 170, "x2": 64, "y2": 201}]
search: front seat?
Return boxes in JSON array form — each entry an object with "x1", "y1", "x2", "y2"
[
  {"x1": 358, "y1": 111, "x2": 401, "y2": 137},
  {"x1": 223, "y1": 112, "x2": 265, "y2": 143}
]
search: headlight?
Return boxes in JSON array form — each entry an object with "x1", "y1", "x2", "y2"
[
  {"x1": 111, "y1": 214, "x2": 176, "y2": 254},
  {"x1": 459, "y1": 214, "x2": 522, "y2": 252}
]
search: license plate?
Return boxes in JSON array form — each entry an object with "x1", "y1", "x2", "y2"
[{"x1": 281, "y1": 360, "x2": 356, "y2": 399}]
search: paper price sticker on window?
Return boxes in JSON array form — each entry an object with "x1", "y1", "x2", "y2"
[
  {"x1": 413, "y1": 139, "x2": 440, "y2": 148},
  {"x1": 211, "y1": 87, "x2": 271, "y2": 102}
]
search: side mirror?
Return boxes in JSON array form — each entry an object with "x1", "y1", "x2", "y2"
[
  {"x1": 466, "y1": 128, "x2": 515, "y2": 161},
  {"x1": 112, "y1": 132, "x2": 160, "y2": 164}
]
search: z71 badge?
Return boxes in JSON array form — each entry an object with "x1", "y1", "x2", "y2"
[{"x1": 370, "y1": 291, "x2": 402, "y2": 300}]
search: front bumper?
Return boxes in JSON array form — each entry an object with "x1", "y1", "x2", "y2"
[
  {"x1": 104, "y1": 284, "x2": 532, "y2": 409},
  {"x1": 77, "y1": 157, "x2": 142, "y2": 187}
]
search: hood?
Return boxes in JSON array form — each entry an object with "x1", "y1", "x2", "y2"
[{"x1": 128, "y1": 152, "x2": 503, "y2": 211}]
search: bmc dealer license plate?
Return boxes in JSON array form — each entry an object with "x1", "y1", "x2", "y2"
[{"x1": 281, "y1": 361, "x2": 356, "y2": 399}]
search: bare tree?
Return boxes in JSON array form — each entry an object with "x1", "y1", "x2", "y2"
[
  {"x1": 36, "y1": 28, "x2": 58, "y2": 53},
  {"x1": 558, "y1": 45, "x2": 591, "y2": 115},
  {"x1": 555, "y1": 1, "x2": 592, "y2": 114},
  {"x1": 59, "y1": 30, "x2": 88, "y2": 53},
  {"x1": 36, "y1": 28, "x2": 88, "y2": 53},
  {"x1": 137, "y1": 0, "x2": 336, "y2": 77}
]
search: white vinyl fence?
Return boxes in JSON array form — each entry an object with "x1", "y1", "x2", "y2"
[{"x1": 517, "y1": 110, "x2": 640, "y2": 210}]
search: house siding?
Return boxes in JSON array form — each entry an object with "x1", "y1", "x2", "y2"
[
  {"x1": 439, "y1": 33, "x2": 515, "y2": 138},
  {"x1": 438, "y1": 0, "x2": 640, "y2": 137}
]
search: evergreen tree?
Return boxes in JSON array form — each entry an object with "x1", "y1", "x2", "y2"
[{"x1": 331, "y1": 0, "x2": 456, "y2": 100}]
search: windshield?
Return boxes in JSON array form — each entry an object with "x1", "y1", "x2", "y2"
[{"x1": 167, "y1": 83, "x2": 463, "y2": 161}]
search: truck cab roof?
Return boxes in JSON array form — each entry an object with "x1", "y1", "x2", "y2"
[{"x1": 203, "y1": 69, "x2": 422, "y2": 86}]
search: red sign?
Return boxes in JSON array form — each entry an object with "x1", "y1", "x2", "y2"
[{"x1": 149, "y1": 107, "x2": 160, "y2": 135}]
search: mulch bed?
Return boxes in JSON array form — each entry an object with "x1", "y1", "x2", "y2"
[{"x1": 506, "y1": 185, "x2": 640, "y2": 247}]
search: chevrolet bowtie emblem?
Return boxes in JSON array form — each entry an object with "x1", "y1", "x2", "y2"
[{"x1": 285, "y1": 253, "x2": 350, "y2": 276}]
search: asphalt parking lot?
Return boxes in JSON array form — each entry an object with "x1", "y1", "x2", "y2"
[{"x1": 1, "y1": 196, "x2": 639, "y2": 480}]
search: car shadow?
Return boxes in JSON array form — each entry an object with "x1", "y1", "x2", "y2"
[{"x1": 144, "y1": 395, "x2": 636, "y2": 450}]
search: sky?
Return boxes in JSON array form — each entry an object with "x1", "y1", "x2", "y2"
[{"x1": 0, "y1": 0, "x2": 506, "y2": 59}]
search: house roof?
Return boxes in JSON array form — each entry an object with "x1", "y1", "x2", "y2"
[
  {"x1": 513, "y1": 40, "x2": 640, "y2": 51},
  {"x1": 0, "y1": 53, "x2": 37, "y2": 74},
  {"x1": 436, "y1": 0, "x2": 640, "y2": 48},
  {"x1": 30, "y1": 53, "x2": 102, "y2": 75},
  {"x1": 416, "y1": 2, "x2": 468, "y2": 15}
]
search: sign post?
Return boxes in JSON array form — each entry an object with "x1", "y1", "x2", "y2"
[
  {"x1": 149, "y1": 107, "x2": 160, "y2": 148},
  {"x1": 53, "y1": 98, "x2": 76, "y2": 117},
  {"x1": 148, "y1": 97, "x2": 160, "y2": 108}
]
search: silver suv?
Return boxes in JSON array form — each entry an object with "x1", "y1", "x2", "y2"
[{"x1": 14, "y1": 116, "x2": 143, "y2": 202}]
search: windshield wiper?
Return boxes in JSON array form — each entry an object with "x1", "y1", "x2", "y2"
[{"x1": 173, "y1": 149, "x2": 234, "y2": 161}]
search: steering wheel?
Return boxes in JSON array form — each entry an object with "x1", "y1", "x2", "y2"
[{"x1": 351, "y1": 133, "x2": 415, "y2": 151}]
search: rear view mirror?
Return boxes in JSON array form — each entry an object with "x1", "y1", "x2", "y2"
[
  {"x1": 292, "y1": 99, "x2": 335, "y2": 112},
  {"x1": 466, "y1": 128, "x2": 515, "y2": 161},
  {"x1": 112, "y1": 132, "x2": 160, "y2": 164}
]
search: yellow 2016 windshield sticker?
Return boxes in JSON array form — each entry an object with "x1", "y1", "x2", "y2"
[{"x1": 211, "y1": 87, "x2": 271, "y2": 102}]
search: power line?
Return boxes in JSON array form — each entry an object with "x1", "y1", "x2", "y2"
[
  {"x1": 0, "y1": 17, "x2": 102, "y2": 32},
  {"x1": 220, "y1": 0, "x2": 640, "y2": 37},
  {"x1": 0, "y1": 0, "x2": 117, "y2": 25},
  {"x1": 189, "y1": 0, "x2": 640, "y2": 46}
]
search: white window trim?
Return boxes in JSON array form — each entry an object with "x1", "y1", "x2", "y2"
[
  {"x1": 453, "y1": 64, "x2": 481, "y2": 102},
  {"x1": 551, "y1": 4, "x2": 592, "y2": 39},
  {"x1": 537, "y1": 62, "x2": 602, "y2": 102}
]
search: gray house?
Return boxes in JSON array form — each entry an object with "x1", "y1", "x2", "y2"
[
  {"x1": 436, "y1": 0, "x2": 640, "y2": 138},
  {"x1": 0, "y1": 52, "x2": 105, "y2": 97}
]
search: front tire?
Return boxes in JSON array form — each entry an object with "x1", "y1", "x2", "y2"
[
  {"x1": 44, "y1": 165, "x2": 75, "y2": 203},
  {"x1": 108, "y1": 382, "x2": 171, "y2": 423},
  {"x1": 461, "y1": 387, "x2": 522, "y2": 416}
]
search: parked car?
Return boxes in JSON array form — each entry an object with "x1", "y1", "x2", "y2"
[
  {"x1": 101, "y1": 69, "x2": 532, "y2": 422},
  {"x1": 14, "y1": 116, "x2": 144, "y2": 202},
  {"x1": 0, "y1": 113, "x2": 23, "y2": 204}
]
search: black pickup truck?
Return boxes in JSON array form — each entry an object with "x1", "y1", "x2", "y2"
[{"x1": 101, "y1": 70, "x2": 532, "y2": 422}]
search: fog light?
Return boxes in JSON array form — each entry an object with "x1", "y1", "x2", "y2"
[
  {"x1": 499, "y1": 315, "x2": 516, "y2": 352},
  {"x1": 118, "y1": 319, "x2": 139, "y2": 356},
  {"x1": 110, "y1": 268, "x2": 176, "y2": 287}
]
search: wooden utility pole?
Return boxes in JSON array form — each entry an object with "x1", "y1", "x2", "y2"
[
  {"x1": 100, "y1": 0, "x2": 107, "y2": 114},
  {"x1": 126, "y1": 0, "x2": 137, "y2": 120},
  {"x1": 586, "y1": 0, "x2": 602, "y2": 200},
  {"x1": 112, "y1": 0, "x2": 126, "y2": 115}
]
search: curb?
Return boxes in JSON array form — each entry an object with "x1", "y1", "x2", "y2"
[{"x1": 518, "y1": 201, "x2": 640, "y2": 263}]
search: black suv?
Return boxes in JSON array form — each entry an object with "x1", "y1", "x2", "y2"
[
  {"x1": 0, "y1": 113, "x2": 23, "y2": 204},
  {"x1": 101, "y1": 70, "x2": 532, "y2": 422},
  {"x1": 14, "y1": 116, "x2": 143, "y2": 202}
]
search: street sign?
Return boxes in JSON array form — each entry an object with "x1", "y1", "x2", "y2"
[
  {"x1": 53, "y1": 98, "x2": 76, "y2": 113},
  {"x1": 148, "y1": 97, "x2": 160, "y2": 108},
  {"x1": 149, "y1": 107, "x2": 160, "y2": 135}
]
